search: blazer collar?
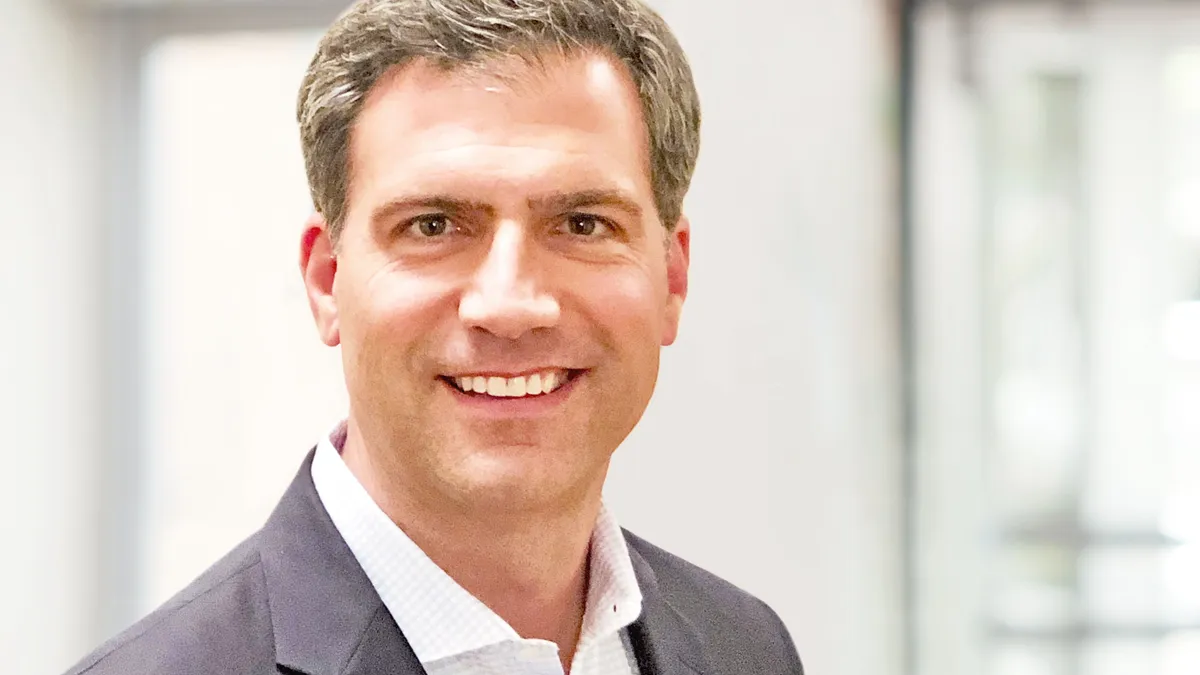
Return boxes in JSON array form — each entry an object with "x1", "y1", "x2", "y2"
[
  {"x1": 257, "y1": 449, "x2": 426, "y2": 675},
  {"x1": 626, "y1": 542, "x2": 713, "y2": 675},
  {"x1": 256, "y1": 450, "x2": 712, "y2": 675}
]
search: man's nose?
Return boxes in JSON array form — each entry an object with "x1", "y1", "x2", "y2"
[{"x1": 459, "y1": 221, "x2": 560, "y2": 339}]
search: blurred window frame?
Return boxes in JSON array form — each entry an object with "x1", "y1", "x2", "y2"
[
  {"x1": 83, "y1": 0, "x2": 348, "y2": 638},
  {"x1": 914, "y1": 2, "x2": 1200, "y2": 674}
]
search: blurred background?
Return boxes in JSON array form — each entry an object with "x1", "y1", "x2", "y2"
[{"x1": 1, "y1": 0, "x2": 1197, "y2": 674}]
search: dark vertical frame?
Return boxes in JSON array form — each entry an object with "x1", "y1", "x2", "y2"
[
  {"x1": 94, "y1": 6, "x2": 146, "y2": 640},
  {"x1": 897, "y1": 1, "x2": 920, "y2": 674}
]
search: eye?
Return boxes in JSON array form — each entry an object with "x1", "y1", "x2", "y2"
[
  {"x1": 408, "y1": 214, "x2": 452, "y2": 238},
  {"x1": 563, "y1": 214, "x2": 613, "y2": 238}
]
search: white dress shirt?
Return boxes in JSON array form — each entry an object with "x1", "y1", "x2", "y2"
[{"x1": 311, "y1": 427, "x2": 643, "y2": 675}]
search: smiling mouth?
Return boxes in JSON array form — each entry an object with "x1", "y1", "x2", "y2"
[{"x1": 440, "y1": 369, "x2": 583, "y2": 399}]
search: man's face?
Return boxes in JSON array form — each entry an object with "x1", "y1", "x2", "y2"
[{"x1": 301, "y1": 51, "x2": 689, "y2": 511}]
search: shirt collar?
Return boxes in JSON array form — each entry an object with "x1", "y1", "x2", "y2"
[{"x1": 310, "y1": 424, "x2": 643, "y2": 664}]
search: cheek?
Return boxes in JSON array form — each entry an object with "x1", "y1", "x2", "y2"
[
  {"x1": 578, "y1": 266, "x2": 667, "y2": 346},
  {"x1": 339, "y1": 263, "x2": 457, "y2": 365}
]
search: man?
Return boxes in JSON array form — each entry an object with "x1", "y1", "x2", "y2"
[{"x1": 67, "y1": 0, "x2": 803, "y2": 673}]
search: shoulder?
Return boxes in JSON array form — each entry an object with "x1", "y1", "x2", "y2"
[
  {"x1": 624, "y1": 530, "x2": 804, "y2": 674},
  {"x1": 64, "y1": 535, "x2": 275, "y2": 675}
]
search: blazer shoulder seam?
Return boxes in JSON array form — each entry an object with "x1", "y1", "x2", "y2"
[{"x1": 754, "y1": 597, "x2": 804, "y2": 674}]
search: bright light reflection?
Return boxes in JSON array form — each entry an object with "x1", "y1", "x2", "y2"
[
  {"x1": 1162, "y1": 302, "x2": 1200, "y2": 361},
  {"x1": 1160, "y1": 494, "x2": 1200, "y2": 543},
  {"x1": 1162, "y1": 630, "x2": 1200, "y2": 675},
  {"x1": 1162, "y1": 545, "x2": 1200, "y2": 623}
]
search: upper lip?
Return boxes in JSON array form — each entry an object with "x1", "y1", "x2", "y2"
[{"x1": 440, "y1": 367, "x2": 581, "y2": 378}]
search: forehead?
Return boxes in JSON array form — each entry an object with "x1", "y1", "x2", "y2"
[{"x1": 346, "y1": 51, "x2": 653, "y2": 207}]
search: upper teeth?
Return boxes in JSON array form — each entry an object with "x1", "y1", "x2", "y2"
[{"x1": 454, "y1": 371, "x2": 564, "y2": 398}]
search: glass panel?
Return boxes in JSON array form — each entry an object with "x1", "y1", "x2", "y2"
[
  {"x1": 1078, "y1": 547, "x2": 1200, "y2": 626},
  {"x1": 986, "y1": 72, "x2": 1087, "y2": 529},
  {"x1": 917, "y1": 9, "x2": 1200, "y2": 675},
  {"x1": 1158, "y1": 48, "x2": 1200, "y2": 546},
  {"x1": 1161, "y1": 631, "x2": 1200, "y2": 675},
  {"x1": 1079, "y1": 635, "x2": 1200, "y2": 675},
  {"x1": 991, "y1": 544, "x2": 1076, "y2": 632},
  {"x1": 1080, "y1": 639, "x2": 1159, "y2": 675},
  {"x1": 991, "y1": 641, "x2": 1071, "y2": 675},
  {"x1": 138, "y1": 29, "x2": 345, "y2": 614}
]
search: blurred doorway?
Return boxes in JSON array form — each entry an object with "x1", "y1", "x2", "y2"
[
  {"x1": 95, "y1": 1, "x2": 349, "y2": 636},
  {"x1": 914, "y1": 2, "x2": 1200, "y2": 675}
]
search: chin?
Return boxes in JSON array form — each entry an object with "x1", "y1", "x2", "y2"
[{"x1": 440, "y1": 450, "x2": 597, "y2": 509}]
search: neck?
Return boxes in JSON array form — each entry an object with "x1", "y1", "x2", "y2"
[{"x1": 340, "y1": 421, "x2": 603, "y2": 669}]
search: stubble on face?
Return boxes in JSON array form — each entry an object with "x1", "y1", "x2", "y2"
[{"x1": 329, "y1": 50, "x2": 683, "y2": 517}]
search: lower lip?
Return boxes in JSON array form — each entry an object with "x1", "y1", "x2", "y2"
[{"x1": 441, "y1": 373, "x2": 582, "y2": 417}]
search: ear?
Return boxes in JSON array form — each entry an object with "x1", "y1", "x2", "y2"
[
  {"x1": 299, "y1": 212, "x2": 341, "y2": 347},
  {"x1": 661, "y1": 215, "x2": 690, "y2": 347}
]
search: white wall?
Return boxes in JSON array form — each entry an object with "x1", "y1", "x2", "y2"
[
  {"x1": 0, "y1": 1, "x2": 102, "y2": 674},
  {"x1": 607, "y1": 2, "x2": 902, "y2": 675}
]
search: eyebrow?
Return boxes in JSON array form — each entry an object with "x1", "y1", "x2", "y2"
[
  {"x1": 527, "y1": 189, "x2": 644, "y2": 219},
  {"x1": 368, "y1": 188, "x2": 644, "y2": 226},
  {"x1": 369, "y1": 196, "x2": 494, "y2": 226}
]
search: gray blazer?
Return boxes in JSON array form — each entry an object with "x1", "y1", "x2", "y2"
[{"x1": 65, "y1": 451, "x2": 804, "y2": 675}]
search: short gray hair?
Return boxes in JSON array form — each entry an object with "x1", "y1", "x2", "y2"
[{"x1": 297, "y1": 0, "x2": 701, "y2": 242}]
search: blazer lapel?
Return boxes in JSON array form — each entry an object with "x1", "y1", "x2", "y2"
[
  {"x1": 257, "y1": 450, "x2": 427, "y2": 675},
  {"x1": 339, "y1": 606, "x2": 428, "y2": 675},
  {"x1": 258, "y1": 450, "x2": 715, "y2": 675},
  {"x1": 626, "y1": 542, "x2": 712, "y2": 675}
]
